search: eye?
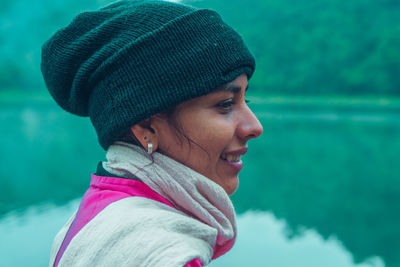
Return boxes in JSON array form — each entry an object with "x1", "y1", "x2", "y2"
[{"x1": 216, "y1": 99, "x2": 235, "y2": 112}]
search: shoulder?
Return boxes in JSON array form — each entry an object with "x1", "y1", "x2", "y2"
[{"x1": 58, "y1": 197, "x2": 215, "y2": 266}]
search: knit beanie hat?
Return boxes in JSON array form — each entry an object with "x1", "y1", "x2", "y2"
[{"x1": 41, "y1": 0, "x2": 256, "y2": 150}]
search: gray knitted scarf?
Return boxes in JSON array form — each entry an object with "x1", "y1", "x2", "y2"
[{"x1": 103, "y1": 141, "x2": 237, "y2": 258}]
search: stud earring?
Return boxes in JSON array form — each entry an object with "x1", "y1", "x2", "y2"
[{"x1": 147, "y1": 142, "x2": 153, "y2": 154}]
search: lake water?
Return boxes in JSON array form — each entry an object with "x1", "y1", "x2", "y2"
[
  {"x1": 0, "y1": 96, "x2": 399, "y2": 266},
  {"x1": 0, "y1": 200, "x2": 385, "y2": 267}
]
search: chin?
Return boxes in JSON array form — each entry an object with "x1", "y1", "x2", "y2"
[{"x1": 223, "y1": 179, "x2": 239, "y2": 196}]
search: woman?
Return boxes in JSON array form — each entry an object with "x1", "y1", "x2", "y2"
[{"x1": 42, "y1": 0, "x2": 263, "y2": 266}]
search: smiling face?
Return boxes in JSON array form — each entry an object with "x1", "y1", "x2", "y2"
[{"x1": 141, "y1": 73, "x2": 263, "y2": 195}]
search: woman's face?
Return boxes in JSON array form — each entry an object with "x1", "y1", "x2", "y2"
[{"x1": 153, "y1": 73, "x2": 263, "y2": 195}]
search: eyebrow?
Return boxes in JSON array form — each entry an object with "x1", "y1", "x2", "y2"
[{"x1": 217, "y1": 84, "x2": 249, "y2": 93}]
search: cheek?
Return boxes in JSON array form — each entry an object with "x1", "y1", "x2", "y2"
[
  {"x1": 157, "y1": 124, "x2": 184, "y2": 155},
  {"x1": 185, "y1": 120, "x2": 233, "y2": 157},
  {"x1": 166, "y1": 110, "x2": 235, "y2": 171}
]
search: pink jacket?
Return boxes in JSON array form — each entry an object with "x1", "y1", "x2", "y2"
[{"x1": 52, "y1": 174, "x2": 209, "y2": 267}]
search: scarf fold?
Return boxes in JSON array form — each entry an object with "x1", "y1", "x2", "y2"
[{"x1": 103, "y1": 141, "x2": 237, "y2": 258}]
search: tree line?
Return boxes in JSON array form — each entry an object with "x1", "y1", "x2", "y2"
[{"x1": 0, "y1": 0, "x2": 399, "y2": 95}]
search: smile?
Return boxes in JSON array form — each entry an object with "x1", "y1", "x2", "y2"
[
  {"x1": 220, "y1": 154, "x2": 242, "y2": 162},
  {"x1": 220, "y1": 151, "x2": 245, "y2": 172}
]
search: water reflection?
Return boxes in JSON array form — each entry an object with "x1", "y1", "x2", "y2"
[
  {"x1": 211, "y1": 211, "x2": 385, "y2": 267},
  {"x1": 0, "y1": 103, "x2": 104, "y2": 215},
  {"x1": 232, "y1": 103, "x2": 400, "y2": 267},
  {"x1": 0, "y1": 200, "x2": 79, "y2": 267},
  {"x1": 0, "y1": 202, "x2": 385, "y2": 267}
]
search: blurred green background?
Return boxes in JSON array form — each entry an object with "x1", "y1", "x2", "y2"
[{"x1": 0, "y1": 0, "x2": 399, "y2": 266}]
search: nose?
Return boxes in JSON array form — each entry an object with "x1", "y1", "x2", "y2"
[{"x1": 237, "y1": 105, "x2": 263, "y2": 141}]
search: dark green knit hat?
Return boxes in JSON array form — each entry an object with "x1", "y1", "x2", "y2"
[{"x1": 41, "y1": 0, "x2": 255, "y2": 150}]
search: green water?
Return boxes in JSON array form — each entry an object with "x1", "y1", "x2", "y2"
[{"x1": 0, "y1": 95, "x2": 399, "y2": 266}]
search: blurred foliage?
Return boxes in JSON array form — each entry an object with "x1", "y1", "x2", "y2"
[
  {"x1": 0, "y1": 0, "x2": 114, "y2": 90},
  {"x1": 1, "y1": 0, "x2": 399, "y2": 95},
  {"x1": 189, "y1": 0, "x2": 400, "y2": 95}
]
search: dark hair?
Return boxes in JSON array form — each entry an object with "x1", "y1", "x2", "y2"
[{"x1": 120, "y1": 107, "x2": 209, "y2": 161}]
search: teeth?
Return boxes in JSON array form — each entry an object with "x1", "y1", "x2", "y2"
[{"x1": 221, "y1": 154, "x2": 241, "y2": 162}]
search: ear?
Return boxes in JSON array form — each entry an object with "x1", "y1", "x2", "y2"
[{"x1": 130, "y1": 119, "x2": 159, "y2": 152}]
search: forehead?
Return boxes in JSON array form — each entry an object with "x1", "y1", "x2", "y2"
[
  {"x1": 217, "y1": 83, "x2": 249, "y2": 94},
  {"x1": 215, "y1": 73, "x2": 249, "y2": 93}
]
